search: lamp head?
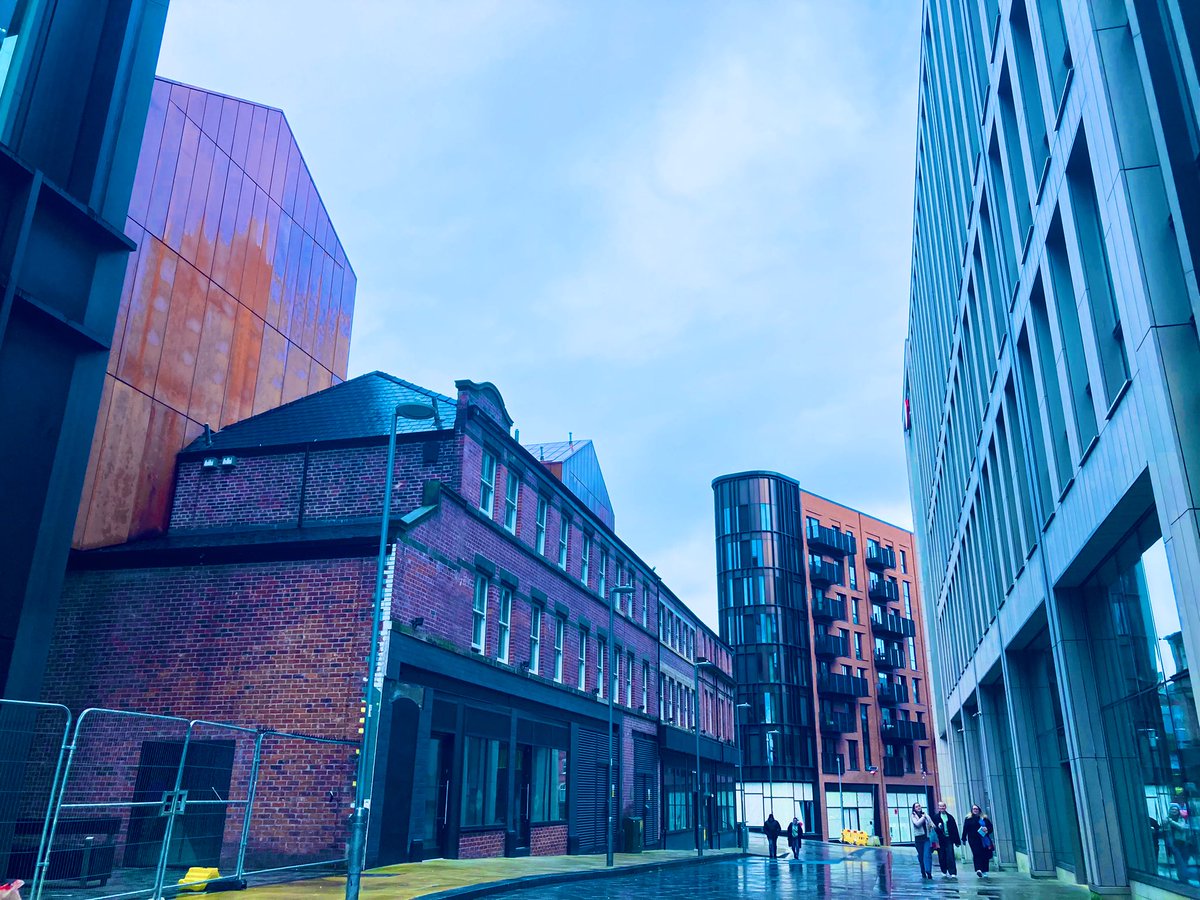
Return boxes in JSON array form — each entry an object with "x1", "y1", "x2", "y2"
[{"x1": 396, "y1": 401, "x2": 437, "y2": 420}]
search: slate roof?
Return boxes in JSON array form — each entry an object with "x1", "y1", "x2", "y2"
[
  {"x1": 183, "y1": 371, "x2": 455, "y2": 452},
  {"x1": 523, "y1": 439, "x2": 591, "y2": 463}
]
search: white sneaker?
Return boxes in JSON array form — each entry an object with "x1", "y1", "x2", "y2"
[{"x1": 976, "y1": 870, "x2": 983, "y2": 877}]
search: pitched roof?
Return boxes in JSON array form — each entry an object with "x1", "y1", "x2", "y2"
[
  {"x1": 523, "y1": 439, "x2": 591, "y2": 464},
  {"x1": 183, "y1": 371, "x2": 455, "y2": 452}
]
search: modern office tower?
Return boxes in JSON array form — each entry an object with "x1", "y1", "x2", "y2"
[
  {"x1": 0, "y1": 0, "x2": 169, "y2": 699},
  {"x1": 904, "y1": 1, "x2": 1200, "y2": 895},
  {"x1": 73, "y1": 76, "x2": 356, "y2": 551},
  {"x1": 713, "y1": 473, "x2": 938, "y2": 843}
]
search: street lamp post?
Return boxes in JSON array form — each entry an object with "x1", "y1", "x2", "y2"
[
  {"x1": 606, "y1": 583, "x2": 635, "y2": 868},
  {"x1": 837, "y1": 754, "x2": 845, "y2": 838},
  {"x1": 691, "y1": 657, "x2": 720, "y2": 858},
  {"x1": 766, "y1": 729, "x2": 781, "y2": 822},
  {"x1": 346, "y1": 400, "x2": 437, "y2": 900},
  {"x1": 735, "y1": 703, "x2": 751, "y2": 852}
]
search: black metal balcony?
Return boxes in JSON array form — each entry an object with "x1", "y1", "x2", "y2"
[
  {"x1": 811, "y1": 593, "x2": 846, "y2": 622},
  {"x1": 871, "y1": 609, "x2": 915, "y2": 638},
  {"x1": 820, "y1": 711, "x2": 857, "y2": 734},
  {"x1": 882, "y1": 757, "x2": 908, "y2": 777},
  {"x1": 821, "y1": 754, "x2": 845, "y2": 776},
  {"x1": 814, "y1": 632, "x2": 848, "y2": 659},
  {"x1": 865, "y1": 544, "x2": 896, "y2": 571},
  {"x1": 807, "y1": 522, "x2": 856, "y2": 557},
  {"x1": 818, "y1": 672, "x2": 870, "y2": 698},
  {"x1": 868, "y1": 579, "x2": 899, "y2": 603},
  {"x1": 876, "y1": 682, "x2": 908, "y2": 705},
  {"x1": 881, "y1": 719, "x2": 927, "y2": 742},
  {"x1": 874, "y1": 647, "x2": 905, "y2": 670},
  {"x1": 810, "y1": 558, "x2": 842, "y2": 587}
]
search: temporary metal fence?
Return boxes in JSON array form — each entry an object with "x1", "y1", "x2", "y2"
[{"x1": 0, "y1": 705, "x2": 357, "y2": 899}]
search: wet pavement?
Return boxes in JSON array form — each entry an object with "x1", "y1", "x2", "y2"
[{"x1": 493, "y1": 843, "x2": 1090, "y2": 899}]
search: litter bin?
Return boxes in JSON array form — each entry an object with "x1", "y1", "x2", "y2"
[{"x1": 622, "y1": 816, "x2": 644, "y2": 853}]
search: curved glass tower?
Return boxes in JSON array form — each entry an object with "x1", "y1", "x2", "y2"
[{"x1": 713, "y1": 471, "x2": 816, "y2": 826}]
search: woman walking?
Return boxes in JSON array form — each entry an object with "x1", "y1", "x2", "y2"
[
  {"x1": 962, "y1": 804, "x2": 996, "y2": 877},
  {"x1": 931, "y1": 800, "x2": 961, "y2": 877},
  {"x1": 787, "y1": 816, "x2": 804, "y2": 858},
  {"x1": 911, "y1": 801, "x2": 936, "y2": 879}
]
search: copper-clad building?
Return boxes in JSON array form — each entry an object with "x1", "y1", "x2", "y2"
[{"x1": 74, "y1": 77, "x2": 356, "y2": 549}]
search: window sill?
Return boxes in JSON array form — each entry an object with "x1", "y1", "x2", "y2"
[{"x1": 1105, "y1": 378, "x2": 1132, "y2": 421}]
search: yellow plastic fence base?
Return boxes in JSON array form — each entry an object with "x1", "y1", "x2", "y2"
[{"x1": 178, "y1": 867, "x2": 221, "y2": 891}]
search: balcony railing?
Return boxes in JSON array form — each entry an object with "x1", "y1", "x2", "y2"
[
  {"x1": 811, "y1": 594, "x2": 846, "y2": 622},
  {"x1": 814, "y1": 632, "x2": 848, "y2": 659},
  {"x1": 807, "y1": 522, "x2": 856, "y2": 557},
  {"x1": 868, "y1": 579, "x2": 900, "y2": 603},
  {"x1": 882, "y1": 757, "x2": 908, "y2": 777},
  {"x1": 881, "y1": 719, "x2": 927, "y2": 742},
  {"x1": 820, "y1": 712, "x2": 857, "y2": 734},
  {"x1": 810, "y1": 559, "x2": 842, "y2": 587},
  {"x1": 876, "y1": 682, "x2": 909, "y2": 705},
  {"x1": 865, "y1": 545, "x2": 896, "y2": 571},
  {"x1": 818, "y1": 672, "x2": 870, "y2": 698},
  {"x1": 873, "y1": 647, "x2": 905, "y2": 670},
  {"x1": 871, "y1": 609, "x2": 915, "y2": 638}
]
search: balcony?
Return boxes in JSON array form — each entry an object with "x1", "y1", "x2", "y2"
[
  {"x1": 876, "y1": 682, "x2": 908, "y2": 705},
  {"x1": 810, "y1": 558, "x2": 842, "y2": 587},
  {"x1": 871, "y1": 609, "x2": 915, "y2": 638},
  {"x1": 868, "y1": 579, "x2": 899, "y2": 603},
  {"x1": 882, "y1": 757, "x2": 909, "y2": 778},
  {"x1": 866, "y1": 544, "x2": 897, "y2": 571},
  {"x1": 820, "y1": 711, "x2": 857, "y2": 734},
  {"x1": 881, "y1": 719, "x2": 927, "y2": 743},
  {"x1": 814, "y1": 632, "x2": 848, "y2": 659},
  {"x1": 873, "y1": 647, "x2": 905, "y2": 670},
  {"x1": 821, "y1": 754, "x2": 846, "y2": 776},
  {"x1": 807, "y1": 522, "x2": 856, "y2": 557},
  {"x1": 818, "y1": 672, "x2": 870, "y2": 698},
  {"x1": 811, "y1": 594, "x2": 846, "y2": 623}
]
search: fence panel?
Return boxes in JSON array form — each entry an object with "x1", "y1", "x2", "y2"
[
  {"x1": 0, "y1": 700, "x2": 71, "y2": 896},
  {"x1": 237, "y1": 730, "x2": 357, "y2": 879},
  {"x1": 38, "y1": 709, "x2": 190, "y2": 900}
]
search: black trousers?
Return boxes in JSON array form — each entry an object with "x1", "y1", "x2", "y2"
[
  {"x1": 769, "y1": 836, "x2": 779, "y2": 857},
  {"x1": 937, "y1": 841, "x2": 957, "y2": 874}
]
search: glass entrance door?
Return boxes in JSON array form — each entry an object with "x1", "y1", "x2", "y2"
[
  {"x1": 514, "y1": 744, "x2": 533, "y2": 855},
  {"x1": 420, "y1": 734, "x2": 452, "y2": 859}
]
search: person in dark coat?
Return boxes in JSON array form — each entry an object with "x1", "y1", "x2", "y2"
[
  {"x1": 763, "y1": 813, "x2": 782, "y2": 859},
  {"x1": 961, "y1": 804, "x2": 995, "y2": 877},
  {"x1": 786, "y1": 816, "x2": 804, "y2": 858},
  {"x1": 931, "y1": 800, "x2": 961, "y2": 876}
]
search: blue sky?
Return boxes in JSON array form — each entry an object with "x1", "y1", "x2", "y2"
[{"x1": 157, "y1": 1, "x2": 923, "y2": 628}]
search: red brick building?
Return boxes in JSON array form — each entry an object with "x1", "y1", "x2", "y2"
[{"x1": 49, "y1": 373, "x2": 736, "y2": 866}]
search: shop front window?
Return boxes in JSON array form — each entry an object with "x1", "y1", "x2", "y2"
[
  {"x1": 531, "y1": 747, "x2": 568, "y2": 822},
  {"x1": 461, "y1": 737, "x2": 508, "y2": 827}
]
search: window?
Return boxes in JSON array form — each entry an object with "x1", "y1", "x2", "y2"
[
  {"x1": 503, "y1": 471, "x2": 520, "y2": 533},
  {"x1": 472, "y1": 575, "x2": 488, "y2": 652},
  {"x1": 558, "y1": 518, "x2": 569, "y2": 569},
  {"x1": 903, "y1": 581, "x2": 912, "y2": 617},
  {"x1": 848, "y1": 740, "x2": 859, "y2": 771},
  {"x1": 642, "y1": 661, "x2": 650, "y2": 711},
  {"x1": 908, "y1": 637, "x2": 919, "y2": 673},
  {"x1": 531, "y1": 747, "x2": 567, "y2": 822},
  {"x1": 580, "y1": 535, "x2": 591, "y2": 585},
  {"x1": 577, "y1": 627, "x2": 587, "y2": 690},
  {"x1": 535, "y1": 498, "x2": 548, "y2": 554},
  {"x1": 913, "y1": 677, "x2": 921, "y2": 704},
  {"x1": 462, "y1": 737, "x2": 508, "y2": 826},
  {"x1": 642, "y1": 586, "x2": 649, "y2": 627},
  {"x1": 849, "y1": 561, "x2": 858, "y2": 590},
  {"x1": 849, "y1": 595, "x2": 858, "y2": 624},
  {"x1": 854, "y1": 633, "x2": 863, "y2": 660},
  {"x1": 497, "y1": 587, "x2": 512, "y2": 663},
  {"x1": 529, "y1": 606, "x2": 542, "y2": 675},
  {"x1": 597, "y1": 638, "x2": 606, "y2": 698},
  {"x1": 479, "y1": 450, "x2": 497, "y2": 516},
  {"x1": 900, "y1": 549, "x2": 907, "y2": 574},
  {"x1": 626, "y1": 650, "x2": 634, "y2": 707},
  {"x1": 598, "y1": 551, "x2": 607, "y2": 596},
  {"x1": 552, "y1": 618, "x2": 564, "y2": 682}
]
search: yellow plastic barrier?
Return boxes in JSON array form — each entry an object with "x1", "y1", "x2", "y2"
[{"x1": 178, "y1": 867, "x2": 221, "y2": 892}]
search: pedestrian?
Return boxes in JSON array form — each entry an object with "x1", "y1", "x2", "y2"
[
  {"x1": 1150, "y1": 815, "x2": 1162, "y2": 868},
  {"x1": 962, "y1": 804, "x2": 996, "y2": 877},
  {"x1": 763, "y1": 812, "x2": 782, "y2": 859},
  {"x1": 931, "y1": 800, "x2": 961, "y2": 877},
  {"x1": 911, "y1": 801, "x2": 935, "y2": 879},
  {"x1": 787, "y1": 815, "x2": 804, "y2": 859},
  {"x1": 1166, "y1": 803, "x2": 1193, "y2": 883}
]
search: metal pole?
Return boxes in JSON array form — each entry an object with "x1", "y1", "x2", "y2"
[
  {"x1": 838, "y1": 755, "x2": 845, "y2": 836},
  {"x1": 606, "y1": 588, "x2": 616, "y2": 867},
  {"x1": 346, "y1": 406, "x2": 400, "y2": 900},
  {"x1": 693, "y1": 661, "x2": 702, "y2": 858},
  {"x1": 735, "y1": 705, "x2": 748, "y2": 852},
  {"x1": 236, "y1": 732, "x2": 266, "y2": 881}
]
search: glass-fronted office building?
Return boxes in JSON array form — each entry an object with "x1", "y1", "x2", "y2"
[{"x1": 904, "y1": 0, "x2": 1200, "y2": 895}]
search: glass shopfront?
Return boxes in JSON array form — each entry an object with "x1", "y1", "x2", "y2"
[{"x1": 1086, "y1": 517, "x2": 1199, "y2": 893}]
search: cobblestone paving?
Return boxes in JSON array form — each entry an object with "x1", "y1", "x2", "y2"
[{"x1": 496, "y1": 844, "x2": 1091, "y2": 899}]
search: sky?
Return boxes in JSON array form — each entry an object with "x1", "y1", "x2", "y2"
[{"x1": 157, "y1": 1, "x2": 924, "y2": 630}]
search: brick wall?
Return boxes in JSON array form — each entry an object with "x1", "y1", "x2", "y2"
[
  {"x1": 458, "y1": 830, "x2": 505, "y2": 859},
  {"x1": 530, "y1": 824, "x2": 567, "y2": 856}
]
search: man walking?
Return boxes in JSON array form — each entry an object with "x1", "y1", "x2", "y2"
[
  {"x1": 931, "y1": 800, "x2": 961, "y2": 877},
  {"x1": 763, "y1": 813, "x2": 782, "y2": 859}
]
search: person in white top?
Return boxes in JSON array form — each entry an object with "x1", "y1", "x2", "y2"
[{"x1": 911, "y1": 801, "x2": 936, "y2": 879}]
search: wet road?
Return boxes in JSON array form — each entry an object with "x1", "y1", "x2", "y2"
[{"x1": 492, "y1": 843, "x2": 1088, "y2": 899}]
